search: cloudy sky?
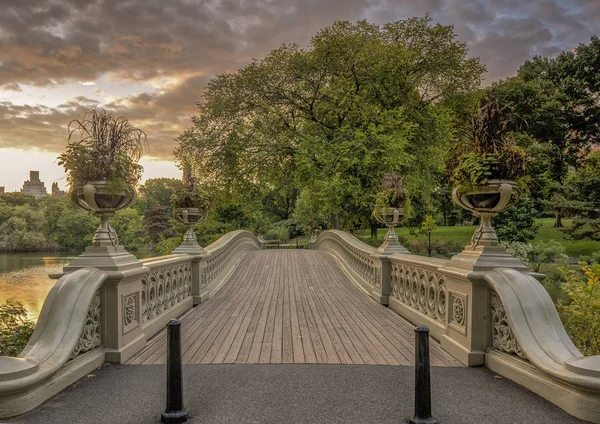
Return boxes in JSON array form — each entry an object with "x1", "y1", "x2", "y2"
[{"x1": 0, "y1": 0, "x2": 598, "y2": 192}]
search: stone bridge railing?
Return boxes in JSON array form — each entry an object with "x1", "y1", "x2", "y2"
[
  {"x1": 0, "y1": 230, "x2": 263, "y2": 419},
  {"x1": 313, "y1": 230, "x2": 600, "y2": 423}
]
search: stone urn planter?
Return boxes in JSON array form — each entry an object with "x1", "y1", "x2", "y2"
[
  {"x1": 172, "y1": 207, "x2": 207, "y2": 254},
  {"x1": 72, "y1": 180, "x2": 137, "y2": 247},
  {"x1": 452, "y1": 179, "x2": 519, "y2": 247},
  {"x1": 373, "y1": 207, "x2": 409, "y2": 254}
]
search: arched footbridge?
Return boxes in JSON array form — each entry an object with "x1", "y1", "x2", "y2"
[{"x1": 1, "y1": 230, "x2": 599, "y2": 423}]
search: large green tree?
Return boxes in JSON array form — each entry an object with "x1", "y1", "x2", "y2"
[
  {"x1": 488, "y1": 37, "x2": 600, "y2": 226},
  {"x1": 176, "y1": 17, "x2": 485, "y2": 230}
]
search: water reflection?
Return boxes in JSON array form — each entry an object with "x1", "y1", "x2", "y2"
[
  {"x1": 0, "y1": 251, "x2": 154, "y2": 322},
  {"x1": 0, "y1": 253, "x2": 72, "y2": 321}
]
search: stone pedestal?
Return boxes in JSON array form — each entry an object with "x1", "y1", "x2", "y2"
[{"x1": 63, "y1": 245, "x2": 143, "y2": 274}]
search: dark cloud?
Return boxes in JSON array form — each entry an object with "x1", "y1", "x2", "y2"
[{"x1": 0, "y1": 0, "x2": 598, "y2": 159}]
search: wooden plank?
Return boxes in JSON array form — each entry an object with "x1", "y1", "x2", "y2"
[
  {"x1": 246, "y1": 252, "x2": 278, "y2": 364},
  {"x1": 200, "y1": 257, "x2": 266, "y2": 364},
  {"x1": 297, "y1": 254, "x2": 341, "y2": 364},
  {"x1": 270, "y1": 252, "x2": 284, "y2": 363},
  {"x1": 130, "y1": 249, "x2": 462, "y2": 367},
  {"x1": 258, "y1": 252, "x2": 281, "y2": 363},
  {"x1": 185, "y1": 254, "x2": 263, "y2": 364},
  {"x1": 288, "y1": 252, "x2": 306, "y2": 363},
  {"x1": 293, "y1": 252, "x2": 328, "y2": 364},
  {"x1": 282, "y1": 252, "x2": 295, "y2": 364}
]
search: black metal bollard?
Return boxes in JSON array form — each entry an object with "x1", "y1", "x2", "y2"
[
  {"x1": 409, "y1": 325, "x2": 437, "y2": 424},
  {"x1": 161, "y1": 319, "x2": 188, "y2": 424}
]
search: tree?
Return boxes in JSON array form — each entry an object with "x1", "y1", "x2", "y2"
[
  {"x1": 136, "y1": 178, "x2": 183, "y2": 213},
  {"x1": 54, "y1": 210, "x2": 99, "y2": 251},
  {"x1": 488, "y1": 38, "x2": 600, "y2": 226},
  {"x1": 0, "y1": 206, "x2": 48, "y2": 252},
  {"x1": 0, "y1": 301, "x2": 35, "y2": 357},
  {"x1": 111, "y1": 208, "x2": 144, "y2": 251},
  {"x1": 494, "y1": 197, "x2": 540, "y2": 243},
  {"x1": 562, "y1": 151, "x2": 600, "y2": 240},
  {"x1": 175, "y1": 17, "x2": 485, "y2": 230},
  {"x1": 142, "y1": 205, "x2": 174, "y2": 245}
]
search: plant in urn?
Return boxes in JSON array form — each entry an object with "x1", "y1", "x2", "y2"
[
  {"x1": 58, "y1": 109, "x2": 145, "y2": 273},
  {"x1": 373, "y1": 174, "x2": 410, "y2": 254},
  {"x1": 449, "y1": 96, "x2": 531, "y2": 272},
  {"x1": 171, "y1": 165, "x2": 208, "y2": 255}
]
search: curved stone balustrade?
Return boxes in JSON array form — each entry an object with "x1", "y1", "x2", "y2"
[
  {"x1": 312, "y1": 230, "x2": 379, "y2": 292},
  {"x1": 476, "y1": 268, "x2": 600, "y2": 423},
  {"x1": 0, "y1": 229, "x2": 264, "y2": 419},
  {"x1": 314, "y1": 229, "x2": 600, "y2": 423},
  {"x1": 0, "y1": 268, "x2": 108, "y2": 418},
  {"x1": 203, "y1": 230, "x2": 266, "y2": 296}
]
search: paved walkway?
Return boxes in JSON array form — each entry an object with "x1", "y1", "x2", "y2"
[
  {"x1": 128, "y1": 250, "x2": 460, "y2": 366},
  {"x1": 9, "y1": 363, "x2": 586, "y2": 424}
]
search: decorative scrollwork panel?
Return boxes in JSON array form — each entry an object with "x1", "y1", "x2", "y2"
[
  {"x1": 390, "y1": 263, "x2": 447, "y2": 325},
  {"x1": 70, "y1": 290, "x2": 101, "y2": 359},
  {"x1": 491, "y1": 291, "x2": 527, "y2": 359},
  {"x1": 142, "y1": 263, "x2": 192, "y2": 323}
]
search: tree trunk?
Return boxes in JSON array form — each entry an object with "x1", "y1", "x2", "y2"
[
  {"x1": 330, "y1": 213, "x2": 340, "y2": 230},
  {"x1": 554, "y1": 210, "x2": 564, "y2": 228},
  {"x1": 370, "y1": 222, "x2": 378, "y2": 238},
  {"x1": 443, "y1": 210, "x2": 447, "y2": 227}
]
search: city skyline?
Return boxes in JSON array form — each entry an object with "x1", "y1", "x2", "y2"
[{"x1": 1, "y1": 0, "x2": 599, "y2": 190}]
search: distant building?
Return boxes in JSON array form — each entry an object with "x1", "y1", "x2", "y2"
[
  {"x1": 22, "y1": 171, "x2": 47, "y2": 198},
  {"x1": 51, "y1": 182, "x2": 65, "y2": 197},
  {"x1": 0, "y1": 187, "x2": 4, "y2": 195}
]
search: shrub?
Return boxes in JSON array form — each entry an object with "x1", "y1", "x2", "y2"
[
  {"x1": 0, "y1": 301, "x2": 35, "y2": 357},
  {"x1": 530, "y1": 240, "x2": 569, "y2": 273},
  {"x1": 558, "y1": 264, "x2": 600, "y2": 355},
  {"x1": 494, "y1": 197, "x2": 540, "y2": 243},
  {"x1": 502, "y1": 240, "x2": 568, "y2": 272}
]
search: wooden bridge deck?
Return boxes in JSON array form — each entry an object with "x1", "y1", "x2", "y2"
[{"x1": 128, "y1": 250, "x2": 462, "y2": 366}]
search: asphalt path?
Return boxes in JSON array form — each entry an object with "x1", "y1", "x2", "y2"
[{"x1": 7, "y1": 363, "x2": 587, "y2": 424}]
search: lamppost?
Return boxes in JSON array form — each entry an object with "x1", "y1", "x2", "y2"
[{"x1": 427, "y1": 228, "x2": 432, "y2": 257}]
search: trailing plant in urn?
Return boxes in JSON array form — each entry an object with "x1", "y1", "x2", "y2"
[
  {"x1": 451, "y1": 96, "x2": 530, "y2": 249},
  {"x1": 170, "y1": 164, "x2": 209, "y2": 254},
  {"x1": 452, "y1": 96, "x2": 529, "y2": 192},
  {"x1": 373, "y1": 173, "x2": 410, "y2": 254},
  {"x1": 58, "y1": 109, "x2": 146, "y2": 193},
  {"x1": 57, "y1": 109, "x2": 146, "y2": 254}
]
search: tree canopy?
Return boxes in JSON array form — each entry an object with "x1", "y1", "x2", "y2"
[{"x1": 175, "y1": 17, "x2": 485, "y2": 230}]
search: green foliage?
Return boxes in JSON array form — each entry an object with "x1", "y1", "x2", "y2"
[
  {"x1": 176, "y1": 17, "x2": 485, "y2": 230},
  {"x1": 58, "y1": 109, "x2": 146, "y2": 193},
  {"x1": 558, "y1": 264, "x2": 600, "y2": 355},
  {"x1": 54, "y1": 209, "x2": 99, "y2": 251},
  {"x1": 142, "y1": 206, "x2": 174, "y2": 245},
  {"x1": 503, "y1": 240, "x2": 568, "y2": 272},
  {"x1": 561, "y1": 152, "x2": 600, "y2": 240},
  {"x1": 111, "y1": 209, "x2": 144, "y2": 251},
  {"x1": 494, "y1": 197, "x2": 540, "y2": 243},
  {"x1": 419, "y1": 214, "x2": 438, "y2": 235},
  {"x1": 154, "y1": 236, "x2": 182, "y2": 256},
  {"x1": 502, "y1": 241, "x2": 533, "y2": 266},
  {"x1": 0, "y1": 301, "x2": 35, "y2": 357},
  {"x1": 0, "y1": 206, "x2": 49, "y2": 252}
]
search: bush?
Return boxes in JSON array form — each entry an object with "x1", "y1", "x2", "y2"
[
  {"x1": 0, "y1": 301, "x2": 35, "y2": 357},
  {"x1": 494, "y1": 197, "x2": 540, "y2": 243},
  {"x1": 502, "y1": 240, "x2": 568, "y2": 272},
  {"x1": 558, "y1": 264, "x2": 600, "y2": 355},
  {"x1": 502, "y1": 241, "x2": 533, "y2": 266}
]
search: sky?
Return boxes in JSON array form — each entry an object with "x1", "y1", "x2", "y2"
[{"x1": 0, "y1": 0, "x2": 599, "y2": 192}]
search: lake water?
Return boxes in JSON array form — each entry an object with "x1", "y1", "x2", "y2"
[
  {"x1": 0, "y1": 250, "x2": 154, "y2": 322},
  {"x1": 0, "y1": 252, "x2": 72, "y2": 321}
]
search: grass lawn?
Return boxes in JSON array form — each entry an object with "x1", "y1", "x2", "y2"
[{"x1": 353, "y1": 217, "x2": 600, "y2": 258}]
